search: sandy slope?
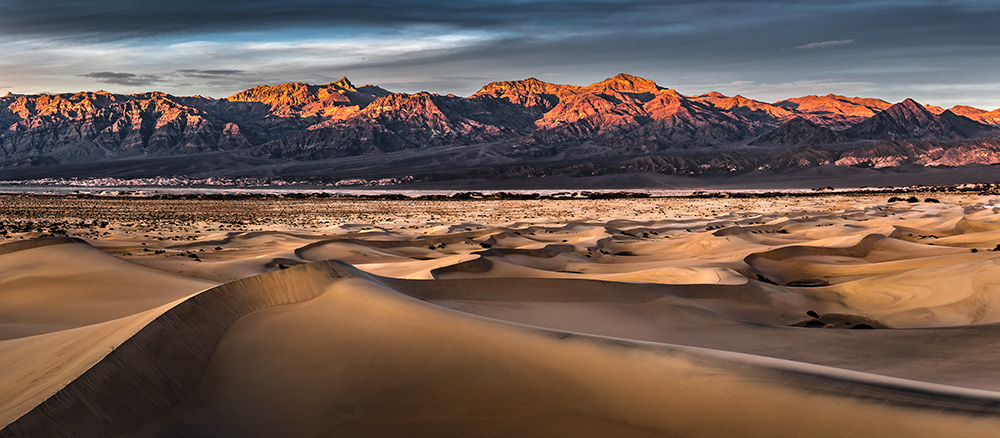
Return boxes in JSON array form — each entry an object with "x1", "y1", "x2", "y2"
[
  {"x1": 5, "y1": 193, "x2": 1000, "y2": 436},
  {"x1": 0, "y1": 238, "x2": 215, "y2": 339},
  {"x1": 0, "y1": 238, "x2": 214, "y2": 428}
]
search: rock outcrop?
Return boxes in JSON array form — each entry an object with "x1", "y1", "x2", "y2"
[{"x1": 749, "y1": 117, "x2": 848, "y2": 147}]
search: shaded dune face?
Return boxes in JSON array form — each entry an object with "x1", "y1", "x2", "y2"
[
  {"x1": 6, "y1": 195, "x2": 1000, "y2": 436},
  {"x1": 0, "y1": 237, "x2": 217, "y2": 434}
]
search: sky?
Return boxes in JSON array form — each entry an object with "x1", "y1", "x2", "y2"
[{"x1": 1, "y1": 0, "x2": 999, "y2": 109}]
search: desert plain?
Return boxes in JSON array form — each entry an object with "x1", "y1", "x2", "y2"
[{"x1": 4, "y1": 190, "x2": 1000, "y2": 437}]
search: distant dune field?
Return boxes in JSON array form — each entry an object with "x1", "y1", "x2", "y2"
[{"x1": 4, "y1": 192, "x2": 1000, "y2": 437}]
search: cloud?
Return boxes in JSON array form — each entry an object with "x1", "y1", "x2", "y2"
[
  {"x1": 176, "y1": 69, "x2": 246, "y2": 79},
  {"x1": 78, "y1": 71, "x2": 162, "y2": 87},
  {"x1": 177, "y1": 69, "x2": 245, "y2": 76},
  {"x1": 795, "y1": 39, "x2": 855, "y2": 50},
  {"x1": 0, "y1": 0, "x2": 683, "y2": 41}
]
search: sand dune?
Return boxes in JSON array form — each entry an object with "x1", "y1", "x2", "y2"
[
  {"x1": 0, "y1": 237, "x2": 215, "y2": 339},
  {"x1": 1, "y1": 261, "x2": 338, "y2": 437},
  {"x1": 744, "y1": 234, "x2": 971, "y2": 284},
  {"x1": 0, "y1": 238, "x2": 214, "y2": 430},
  {"x1": 7, "y1": 262, "x2": 1000, "y2": 437},
  {"x1": 5, "y1": 192, "x2": 1000, "y2": 436}
]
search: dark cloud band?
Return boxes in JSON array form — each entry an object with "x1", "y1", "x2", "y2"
[{"x1": 79, "y1": 72, "x2": 162, "y2": 87}]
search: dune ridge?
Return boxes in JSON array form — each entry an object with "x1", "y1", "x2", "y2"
[
  {"x1": 0, "y1": 261, "x2": 341, "y2": 437},
  {"x1": 0, "y1": 236, "x2": 84, "y2": 256}
]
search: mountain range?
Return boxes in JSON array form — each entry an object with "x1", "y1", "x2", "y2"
[{"x1": 3, "y1": 73, "x2": 1000, "y2": 185}]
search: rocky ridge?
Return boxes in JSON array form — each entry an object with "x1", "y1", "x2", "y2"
[{"x1": 2, "y1": 74, "x2": 1000, "y2": 179}]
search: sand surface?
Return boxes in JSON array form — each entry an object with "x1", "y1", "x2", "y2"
[{"x1": 4, "y1": 192, "x2": 1000, "y2": 436}]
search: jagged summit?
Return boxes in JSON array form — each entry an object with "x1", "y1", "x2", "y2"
[
  {"x1": 950, "y1": 105, "x2": 987, "y2": 116},
  {"x1": 775, "y1": 94, "x2": 892, "y2": 128},
  {"x1": 749, "y1": 117, "x2": 847, "y2": 147},
  {"x1": 588, "y1": 73, "x2": 660, "y2": 94},
  {"x1": 698, "y1": 91, "x2": 727, "y2": 99},
  {"x1": 844, "y1": 98, "x2": 996, "y2": 141},
  {"x1": 693, "y1": 92, "x2": 795, "y2": 121},
  {"x1": 226, "y1": 82, "x2": 314, "y2": 104},
  {"x1": 221, "y1": 79, "x2": 389, "y2": 120},
  {"x1": 328, "y1": 76, "x2": 356, "y2": 91},
  {"x1": 474, "y1": 77, "x2": 573, "y2": 96},
  {"x1": 946, "y1": 105, "x2": 1000, "y2": 126},
  {"x1": 476, "y1": 77, "x2": 551, "y2": 90},
  {"x1": 923, "y1": 104, "x2": 946, "y2": 114},
  {"x1": 864, "y1": 98, "x2": 936, "y2": 126},
  {"x1": 473, "y1": 77, "x2": 575, "y2": 110},
  {"x1": 895, "y1": 98, "x2": 927, "y2": 113}
]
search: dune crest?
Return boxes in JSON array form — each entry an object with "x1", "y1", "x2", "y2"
[{"x1": 0, "y1": 261, "x2": 342, "y2": 437}]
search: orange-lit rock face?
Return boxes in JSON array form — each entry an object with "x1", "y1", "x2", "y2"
[
  {"x1": 692, "y1": 93, "x2": 795, "y2": 121},
  {"x1": 749, "y1": 117, "x2": 847, "y2": 147},
  {"x1": 775, "y1": 94, "x2": 893, "y2": 129},
  {"x1": 361, "y1": 93, "x2": 456, "y2": 134},
  {"x1": 1, "y1": 90, "x2": 250, "y2": 161},
  {"x1": 473, "y1": 77, "x2": 571, "y2": 109},
  {"x1": 478, "y1": 74, "x2": 753, "y2": 140},
  {"x1": 923, "y1": 104, "x2": 946, "y2": 114},
  {"x1": 2, "y1": 74, "x2": 999, "y2": 169},
  {"x1": 948, "y1": 105, "x2": 1000, "y2": 126},
  {"x1": 224, "y1": 77, "x2": 389, "y2": 120},
  {"x1": 586, "y1": 73, "x2": 660, "y2": 95},
  {"x1": 841, "y1": 98, "x2": 991, "y2": 141}
]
